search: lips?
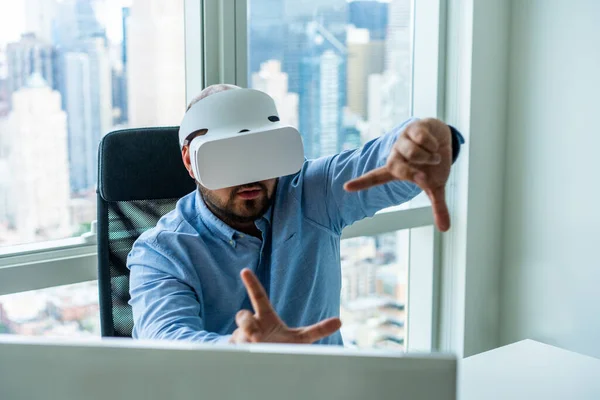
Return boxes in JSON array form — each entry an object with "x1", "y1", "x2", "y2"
[{"x1": 237, "y1": 186, "x2": 263, "y2": 200}]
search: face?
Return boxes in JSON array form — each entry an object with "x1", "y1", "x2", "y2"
[
  {"x1": 198, "y1": 179, "x2": 277, "y2": 224},
  {"x1": 182, "y1": 143, "x2": 276, "y2": 224}
]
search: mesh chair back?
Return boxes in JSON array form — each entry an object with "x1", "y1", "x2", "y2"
[{"x1": 97, "y1": 127, "x2": 196, "y2": 337}]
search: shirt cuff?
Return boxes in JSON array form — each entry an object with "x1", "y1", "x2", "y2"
[
  {"x1": 448, "y1": 125, "x2": 465, "y2": 163},
  {"x1": 215, "y1": 334, "x2": 233, "y2": 344}
]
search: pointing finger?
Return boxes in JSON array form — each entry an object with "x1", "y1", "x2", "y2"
[
  {"x1": 344, "y1": 167, "x2": 395, "y2": 192},
  {"x1": 241, "y1": 268, "x2": 275, "y2": 318}
]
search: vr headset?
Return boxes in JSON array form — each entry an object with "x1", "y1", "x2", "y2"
[{"x1": 178, "y1": 88, "x2": 305, "y2": 190}]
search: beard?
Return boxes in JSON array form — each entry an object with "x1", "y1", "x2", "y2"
[{"x1": 199, "y1": 182, "x2": 274, "y2": 225}]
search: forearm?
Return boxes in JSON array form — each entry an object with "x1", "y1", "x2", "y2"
[
  {"x1": 325, "y1": 120, "x2": 422, "y2": 230},
  {"x1": 135, "y1": 320, "x2": 231, "y2": 344}
]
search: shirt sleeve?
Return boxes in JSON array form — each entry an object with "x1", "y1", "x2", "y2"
[
  {"x1": 127, "y1": 236, "x2": 230, "y2": 343},
  {"x1": 294, "y1": 119, "x2": 422, "y2": 234}
]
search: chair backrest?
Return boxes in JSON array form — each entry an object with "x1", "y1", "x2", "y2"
[{"x1": 97, "y1": 127, "x2": 196, "y2": 337}]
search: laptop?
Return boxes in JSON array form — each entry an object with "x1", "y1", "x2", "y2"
[{"x1": 0, "y1": 335, "x2": 456, "y2": 400}]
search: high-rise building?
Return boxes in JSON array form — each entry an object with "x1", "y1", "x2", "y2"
[
  {"x1": 0, "y1": 51, "x2": 9, "y2": 117},
  {"x1": 2, "y1": 74, "x2": 71, "y2": 242},
  {"x1": 53, "y1": 0, "x2": 111, "y2": 193},
  {"x1": 346, "y1": 27, "x2": 385, "y2": 120},
  {"x1": 366, "y1": 70, "x2": 410, "y2": 140},
  {"x1": 63, "y1": 53, "x2": 93, "y2": 192},
  {"x1": 385, "y1": 0, "x2": 412, "y2": 72},
  {"x1": 319, "y1": 50, "x2": 342, "y2": 157},
  {"x1": 6, "y1": 33, "x2": 55, "y2": 107},
  {"x1": 295, "y1": 6, "x2": 348, "y2": 159},
  {"x1": 248, "y1": 0, "x2": 285, "y2": 75},
  {"x1": 83, "y1": 37, "x2": 112, "y2": 155},
  {"x1": 252, "y1": 60, "x2": 299, "y2": 128},
  {"x1": 348, "y1": 1, "x2": 389, "y2": 41},
  {"x1": 365, "y1": 0, "x2": 412, "y2": 140},
  {"x1": 127, "y1": 0, "x2": 185, "y2": 127},
  {"x1": 53, "y1": 0, "x2": 106, "y2": 49},
  {"x1": 25, "y1": 0, "x2": 58, "y2": 43},
  {"x1": 298, "y1": 56, "x2": 320, "y2": 158},
  {"x1": 284, "y1": 0, "x2": 346, "y2": 18},
  {"x1": 282, "y1": 18, "x2": 311, "y2": 94},
  {"x1": 118, "y1": 7, "x2": 130, "y2": 124}
]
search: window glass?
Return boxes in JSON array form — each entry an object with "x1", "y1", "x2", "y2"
[{"x1": 0, "y1": 0, "x2": 185, "y2": 247}]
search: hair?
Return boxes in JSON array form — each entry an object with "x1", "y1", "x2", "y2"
[{"x1": 186, "y1": 83, "x2": 241, "y2": 111}]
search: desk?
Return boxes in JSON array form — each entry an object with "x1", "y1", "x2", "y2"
[{"x1": 460, "y1": 340, "x2": 600, "y2": 399}]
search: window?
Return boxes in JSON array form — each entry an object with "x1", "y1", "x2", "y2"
[
  {"x1": 340, "y1": 231, "x2": 409, "y2": 349},
  {"x1": 247, "y1": 0, "x2": 430, "y2": 210},
  {"x1": 0, "y1": 0, "x2": 185, "y2": 248},
  {"x1": 0, "y1": 0, "x2": 444, "y2": 353},
  {"x1": 247, "y1": 0, "x2": 438, "y2": 350},
  {"x1": 248, "y1": 0, "x2": 413, "y2": 159},
  {"x1": 0, "y1": 281, "x2": 99, "y2": 337}
]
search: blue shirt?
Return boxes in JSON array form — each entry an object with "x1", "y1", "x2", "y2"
[{"x1": 127, "y1": 120, "x2": 424, "y2": 345}]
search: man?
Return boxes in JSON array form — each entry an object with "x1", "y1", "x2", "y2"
[{"x1": 128, "y1": 84, "x2": 464, "y2": 345}]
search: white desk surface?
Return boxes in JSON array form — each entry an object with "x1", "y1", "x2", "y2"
[{"x1": 460, "y1": 339, "x2": 600, "y2": 400}]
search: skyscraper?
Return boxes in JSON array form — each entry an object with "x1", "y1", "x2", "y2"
[
  {"x1": 24, "y1": 0, "x2": 58, "y2": 43},
  {"x1": 53, "y1": 0, "x2": 106, "y2": 49},
  {"x1": 64, "y1": 53, "x2": 93, "y2": 192},
  {"x1": 53, "y1": 0, "x2": 111, "y2": 193},
  {"x1": 6, "y1": 33, "x2": 55, "y2": 107},
  {"x1": 127, "y1": 0, "x2": 185, "y2": 127},
  {"x1": 367, "y1": 70, "x2": 410, "y2": 140},
  {"x1": 296, "y1": 10, "x2": 347, "y2": 159},
  {"x1": 118, "y1": 7, "x2": 130, "y2": 124},
  {"x1": 252, "y1": 60, "x2": 299, "y2": 128},
  {"x1": 248, "y1": 0, "x2": 285, "y2": 75},
  {"x1": 385, "y1": 0, "x2": 412, "y2": 72},
  {"x1": 366, "y1": 0, "x2": 412, "y2": 137},
  {"x1": 319, "y1": 50, "x2": 342, "y2": 157},
  {"x1": 346, "y1": 27, "x2": 385, "y2": 120},
  {"x1": 2, "y1": 74, "x2": 71, "y2": 242},
  {"x1": 348, "y1": 1, "x2": 389, "y2": 41},
  {"x1": 0, "y1": 50, "x2": 9, "y2": 117},
  {"x1": 284, "y1": 0, "x2": 346, "y2": 18}
]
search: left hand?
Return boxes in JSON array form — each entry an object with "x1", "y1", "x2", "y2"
[{"x1": 344, "y1": 118, "x2": 453, "y2": 232}]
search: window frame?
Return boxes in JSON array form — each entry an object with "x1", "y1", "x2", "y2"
[{"x1": 0, "y1": 0, "x2": 447, "y2": 352}]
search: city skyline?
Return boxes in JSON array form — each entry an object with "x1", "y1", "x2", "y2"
[
  {"x1": 0, "y1": 0, "x2": 413, "y2": 243},
  {"x1": 0, "y1": 0, "x2": 414, "y2": 348}
]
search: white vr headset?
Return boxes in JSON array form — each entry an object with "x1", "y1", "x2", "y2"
[{"x1": 178, "y1": 88, "x2": 305, "y2": 190}]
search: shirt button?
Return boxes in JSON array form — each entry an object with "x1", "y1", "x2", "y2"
[{"x1": 229, "y1": 240, "x2": 234, "y2": 245}]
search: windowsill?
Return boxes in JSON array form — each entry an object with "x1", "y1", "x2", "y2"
[{"x1": 0, "y1": 236, "x2": 96, "y2": 259}]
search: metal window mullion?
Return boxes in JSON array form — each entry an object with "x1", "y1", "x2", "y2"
[
  {"x1": 412, "y1": 0, "x2": 446, "y2": 119},
  {"x1": 184, "y1": 0, "x2": 205, "y2": 104},
  {"x1": 202, "y1": 0, "x2": 245, "y2": 86},
  {"x1": 234, "y1": 0, "x2": 248, "y2": 87},
  {"x1": 202, "y1": 0, "x2": 220, "y2": 86},
  {"x1": 406, "y1": 225, "x2": 437, "y2": 352}
]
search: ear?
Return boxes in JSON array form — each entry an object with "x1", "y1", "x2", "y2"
[{"x1": 181, "y1": 146, "x2": 195, "y2": 179}]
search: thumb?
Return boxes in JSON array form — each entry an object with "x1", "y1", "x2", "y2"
[{"x1": 427, "y1": 186, "x2": 450, "y2": 232}]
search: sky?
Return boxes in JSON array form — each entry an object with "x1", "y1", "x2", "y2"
[{"x1": 0, "y1": 0, "x2": 132, "y2": 48}]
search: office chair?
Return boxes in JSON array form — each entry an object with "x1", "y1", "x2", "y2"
[{"x1": 97, "y1": 127, "x2": 196, "y2": 337}]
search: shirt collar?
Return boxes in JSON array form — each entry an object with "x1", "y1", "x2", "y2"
[
  {"x1": 195, "y1": 190, "x2": 273, "y2": 243},
  {"x1": 196, "y1": 191, "x2": 237, "y2": 242}
]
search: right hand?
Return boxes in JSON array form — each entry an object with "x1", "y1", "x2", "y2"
[{"x1": 230, "y1": 268, "x2": 342, "y2": 344}]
